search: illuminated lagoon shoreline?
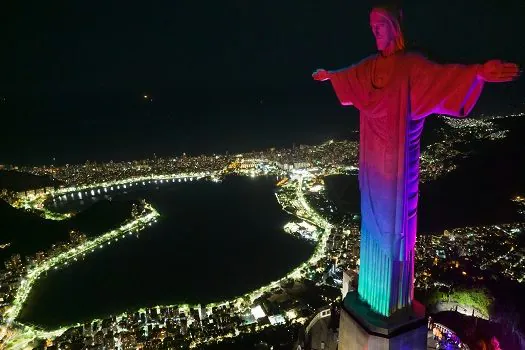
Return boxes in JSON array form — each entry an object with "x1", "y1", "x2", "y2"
[
  {"x1": 2, "y1": 163, "x2": 339, "y2": 348},
  {"x1": 18, "y1": 176, "x2": 316, "y2": 329}
]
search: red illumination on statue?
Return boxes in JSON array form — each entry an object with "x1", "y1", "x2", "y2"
[{"x1": 313, "y1": 5, "x2": 520, "y2": 317}]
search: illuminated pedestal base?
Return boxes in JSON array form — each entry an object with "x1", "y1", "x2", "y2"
[{"x1": 338, "y1": 292, "x2": 428, "y2": 350}]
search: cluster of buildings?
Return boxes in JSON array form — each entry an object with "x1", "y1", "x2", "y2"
[
  {"x1": 4, "y1": 112, "x2": 512, "y2": 191},
  {"x1": 0, "y1": 230, "x2": 86, "y2": 320},
  {"x1": 44, "y1": 302, "x2": 261, "y2": 349},
  {"x1": 283, "y1": 221, "x2": 320, "y2": 242},
  {"x1": 37, "y1": 280, "x2": 336, "y2": 350},
  {"x1": 416, "y1": 222, "x2": 525, "y2": 290},
  {"x1": 8, "y1": 113, "x2": 513, "y2": 190},
  {"x1": 16, "y1": 154, "x2": 232, "y2": 188},
  {"x1": 6, "y1": 140, "x2": 358, "y2": 188}
]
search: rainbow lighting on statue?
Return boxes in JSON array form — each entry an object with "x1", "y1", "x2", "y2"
[{"x1": 313, "y1": 4, "x2": 519, "y2": 349}]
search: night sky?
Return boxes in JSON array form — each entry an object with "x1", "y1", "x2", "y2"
[{"x1": 1, "y1": 0, "x2": 524, "y2": 163}]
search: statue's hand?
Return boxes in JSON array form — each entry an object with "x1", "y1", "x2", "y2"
[
  {"x1": 312, "y1": 69, "x2": 331, "y2": 81},
  {"x1": 478, "y1": 60, "x2": 521, "y2": 83}
]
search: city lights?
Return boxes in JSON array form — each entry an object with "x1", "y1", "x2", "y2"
[{"x1": 0, "y1": 111, "x2": 523, "y2": 348}]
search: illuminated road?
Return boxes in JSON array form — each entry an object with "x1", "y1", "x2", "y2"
[
  {"x1": 12, "y1": 172, "x2": 210, "y2": 217},
  {"x1": 3, "y1": 324, "x2": 67, "y2": 350}
]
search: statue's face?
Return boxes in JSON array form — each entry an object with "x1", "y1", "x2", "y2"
[{"x1": 370, "y1": 10, "x2": 395, "y2": 51}]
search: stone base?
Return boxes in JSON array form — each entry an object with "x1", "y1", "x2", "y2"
[{"x1": 338, "y1": 292, "x2": 428, "y2": 350}]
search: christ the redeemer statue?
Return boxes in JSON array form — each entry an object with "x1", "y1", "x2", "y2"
[{"x1": 313, "y1": 5, "x2": 519, "y2": 318}]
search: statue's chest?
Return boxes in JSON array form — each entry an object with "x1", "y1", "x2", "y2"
[
  {"x1": 364, "y1": 56, "x2": 408, "y2": 104},
  {"x1": 372, "y1": 58, "x2": 394, "y2": 89}
]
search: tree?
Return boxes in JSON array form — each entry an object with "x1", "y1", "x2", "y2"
[{"x1": 449, "y1": 288, "x2": 494, "y2": 319}]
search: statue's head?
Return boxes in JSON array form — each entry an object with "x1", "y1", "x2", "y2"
[{"x1": 370, "y1": 5, "x2": 405, "y2": 54}]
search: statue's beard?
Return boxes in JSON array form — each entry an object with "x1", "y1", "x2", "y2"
[
  {"x1": 375, "y1": 35, "x2": 404, "y2": 56},
  {"x1": 376, "y1": 40, "x2": 388, "y2": 50},
  {"x1": 376, "y1": 39, "x2": 395, "y2": 53}
]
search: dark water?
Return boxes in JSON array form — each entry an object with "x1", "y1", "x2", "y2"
[
  {"x1": 19, "y1": 176, "x2": 314, "y2": 329},
  {"x1": 418, "y1": 117, "x2": 525, "y2": 232},
  {"x1": 326, "y1": 117, "x2": 525, "y2": 233}
]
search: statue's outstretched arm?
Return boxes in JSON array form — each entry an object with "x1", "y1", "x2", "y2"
[
  {"x1": 312, "y1": 65, "x2": 363, "y2": 107},
  {"x1": 312, "y1": 69, "x2": 331, "y2": 82},
  {"x1": 477, "y1": 60, "x2": 520, "y2": 83},
  {"x1": 410, "y1": 56, "x2": 520, "y2": 120}
]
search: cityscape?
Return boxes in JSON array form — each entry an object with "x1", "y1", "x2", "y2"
[{"x1": 0, "y1": 112, "x2": 524, "y2": 349}]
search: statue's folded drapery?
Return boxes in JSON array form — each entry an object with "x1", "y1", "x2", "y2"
[{"x1": 329, "y1": 52, "x2": 484, "y2": 316}]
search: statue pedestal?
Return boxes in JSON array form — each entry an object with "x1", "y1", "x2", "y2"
[{"x1": 338, "y1": 292, "x2": 428, "y2": 350}]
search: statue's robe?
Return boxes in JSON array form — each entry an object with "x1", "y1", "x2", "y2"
[{"x1": 329, "y1": 52, "x2": 484, "y2": 316}]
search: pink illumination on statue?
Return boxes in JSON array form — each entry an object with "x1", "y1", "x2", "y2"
[{"x1": 313, "y1": 5, "x2": 520, "y2": 317}]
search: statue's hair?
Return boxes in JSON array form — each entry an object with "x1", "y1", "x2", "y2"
[{"x1": 371, "y1": 5, "x2": 406, "y2": 52}]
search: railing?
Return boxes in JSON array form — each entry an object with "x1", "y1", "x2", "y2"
[
  {"x1": 429, "y1": 321, "x2": 470, "y2": 350},
  {"x1": 305, "y1": 307, "x2": 332, "y2": 336}
]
